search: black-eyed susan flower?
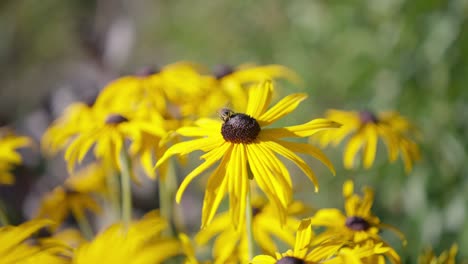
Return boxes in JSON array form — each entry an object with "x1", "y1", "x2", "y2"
[
  {"x1": 251, "y1": 218, "x2": 391, "y2": 264},
  {"x1": 35, "y1": 163, "x2": 106, "y2": 231},
  {"x1": 35, "y1": 186, "x2": 101, "y2": 235},
  {"x1": 0, "y1": 130, "x2": 31, "y2": 185},
  {"x1": 314, "y1": 109, "x2": 420, "y2": 172},
  {"x1": 195, "y1": 197, "x2": 306, "y2": 263},
  {"x1": 418, "y1": 244, "x2": 458, "y2": 264},
  {"x1": 309, "y1": 180, "x2": 403, "y2": 263},
  {"x1": 43, "y1": 100, "x2": 167, "y2": 178},
  {"x1": 72, "y1": 211, "x2": 180, "y2": 264},
  {"x1": 0, "y1": 219, "x2": 71, "y2": 264},
  {"x1": 156, "y1": 80, "x2": 339, "y2": 228}
]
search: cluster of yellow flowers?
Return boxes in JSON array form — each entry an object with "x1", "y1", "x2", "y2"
[{"x1": 0, "y1": 62, "x2": 460, "y2": 263}]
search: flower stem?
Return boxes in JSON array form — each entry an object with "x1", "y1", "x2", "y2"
[
  {"x1": 105, "y1": 165, "x2": 121, "y2": 221},
  {"x1": 246, "y1": 182, "x2": 255, "y2": 261},
  {"x1": 0, "y1": 200, "x2": 9, "y2": 226},
  {"x1": 159, "y1": 159, "x2": 179, "y2": 237},
  {"x1": 72, "y1": 209, "x2": 93, "y2": 240},
  {"x1": 119, "y1": 150, "x2": 132, "y2": 228}
]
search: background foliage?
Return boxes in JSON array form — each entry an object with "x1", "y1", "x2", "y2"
[{"x1": 0, "y1": 0, "x2": 467, "y2": 262}]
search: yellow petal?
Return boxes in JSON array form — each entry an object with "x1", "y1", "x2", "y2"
[
  {"x1": 294, "y1": 219, "x2": 313, "y2": 258},
  {"x1": 343, "y1": 180, "x2": 354, "y2": 198},
  {"x1": 262, "y1": 119, "x2": 341, "y2": 138},
  {"x1": 155, "y1": 137, "x2": 223, "y2": 168},
  {"x1": 251, "y1": 254, "x2": 277, "y2": 264},
  {"x1": 245, "y1": 81, "x2": 273, "y2": 118},
  {"x1": 177, "y1": 124, "x2": 221, "y2": 137},
  {"x1": 258, "y1": 93, "x2": 307, "y2": 126},
  {"x1": 227, "y1": 144, "x2": 248, "y2": 228},
  {"x1": 245, "y1": 144, "x2": 288, "y2": 224},
  {"x1": 271, "y1": 139, "x2": 336, "y2": 176},
  {"x1": 363, "y1": 125, "x2": 378, "y2": 169},
  {"x1": 201, "y1": 156, "x2": 230, "y2": 228},
  {"x1": 248, "y1": 143, "x2": 292, "y2": 205},
  {"x1": 343, "y1": 133, "x2": 365, "y2": 169},
  {"x1": 230, "y1": 65, "x2": 301, "y2": 84},
  {"x1": 261, "y1": 140, "x2": 319, "y2": 192},
  {"x1": 175, "y1": 143, "x2": 230, "y2": 203}
]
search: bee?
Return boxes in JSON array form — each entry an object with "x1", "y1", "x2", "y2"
[{"x1": 218, "y1": 108, "x2": 235, "y2": 122}]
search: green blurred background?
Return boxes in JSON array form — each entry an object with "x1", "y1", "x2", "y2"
[{"x1": 1, "y1": 0, "x2": 467, "y2": 262}]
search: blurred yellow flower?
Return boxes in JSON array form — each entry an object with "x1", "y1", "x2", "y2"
[
  {"x1": 35, "y1": 186, "x2": 101, "y2": 231},
  {"x1": 195, "y1": 198, "x2": 306, "y2": 263},
  {"x1": 418, "y1": 244, "x2": 458, "y2": 264},
  {"x1": 251, "y1": 218, "x2": 387, "y2": 264},
  {"x1": 43, "y1": 101, "x2": 167, "y2": 179},
  {"x1": 35, "y1": 163, "x2": 107, "y2": 230},
  {"x1": 156, "y1": 81, "x2": 339, "y2": 228},
  {"x1": 0, "y1": 130, "x2": 31, "y2": 185},
  {"x1": 72, "y1": 211, "x2": 180, "y2": 264},
  {"x1": 314, "y1": 109, "x2": 420, "y2": 172},
  {"x1": 210, "y1": 64, "x2": 300, "y2": 112},
  {"x1": 309, "y1": 180, "x2": 403, "y2": 263},
  {"x1": 0, "y1": 219, "x2": 70, "y2": 264}
]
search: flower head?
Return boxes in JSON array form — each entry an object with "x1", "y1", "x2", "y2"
[
  {"x1": 309, "y1": 180, "x2": 403, "y2": 263},
  {"x1": 156, "y1": 80, "x2": 339, "y2": 228},
  {"x1": 251, "y1": 219, "x2": 392, "y2": 264},
  {"x1": 35, "y1": 164, "x2": 106, "y2": 230},
  {"x1": 43, "y1": 98, "x2": 167, "y2": 180},
  {"x1": 35, "y1": 186, "x2": 101, "y2": 230},
  {"x1": 314, "y1": 109, "x2": 420, "y2": 172},
  {"x1": 418, "y1": 244, "x2": 458, "y2": 264},
  {"x1": 195, "y1": 198, "x2": 307, "y2": 263}
]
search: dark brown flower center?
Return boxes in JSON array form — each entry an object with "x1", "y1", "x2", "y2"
[
  {"x1": 105, "y1": 114, "x2": 129, "y2": 125},
  {"x1": 221, "y1": 113, "x2": 260, "y2": 144},
  {"x1": 276, "y1": 256, "x2": 306, "y2": 264},
  {"x1": 213, "y1": 64, "x2": 235, "y2": 79},
  {"x1": 345, "y1": 216, "x2": 371, "y2": 231},
  {"x1": 252, "y1": 206, "x2": 262, "y2": 217},
  {"x1": 64, "y1": 187, "x2": 80, "y2": 196},
  {"x1": 359, "y1": 110, "x2": 379, "y2": 124}
]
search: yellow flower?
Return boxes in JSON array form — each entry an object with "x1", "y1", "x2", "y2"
[
  {"x1": 309, "y1": 180, "x2": 403, "y2": 263},
  {"x1": 0, "y1": 219, "x2": 70, "y2": 264},
  {"x1": 314, "y1": 109, "x2": 420, "y2": 172},
  {"x1": 251, "y1": 219, "x2": 387, "y2": 264},
  {"x1": 195, "y1": 198, "x2": 306, "y2": 263},
  {"x1": 43, "y1": 101, "x2": 167, "y2": 178},
  {"x1": 158, "y1": 62, "x2": 221, "y2": 118},
  {"x1": 96, "y1": 61, "x2": 225, "y2": 120},
  {"x1": 418, "y1": 244, "x2": 458, "y2": 264},
  {"x1": 72, "y1": 211, "x2": 180, "y2": 264},
  {"x1": 35, "y1": 163, "x2": 106, "y2": 229},
  {"x1": 156, "y1": 81, "x2": 339, "y2": 228},
  {"x1": 210, "y1": 64, "x2": 300, "y2": 112},
  {"x1": 0, "y1": 130, "x2": 31, "y2": 185}
]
